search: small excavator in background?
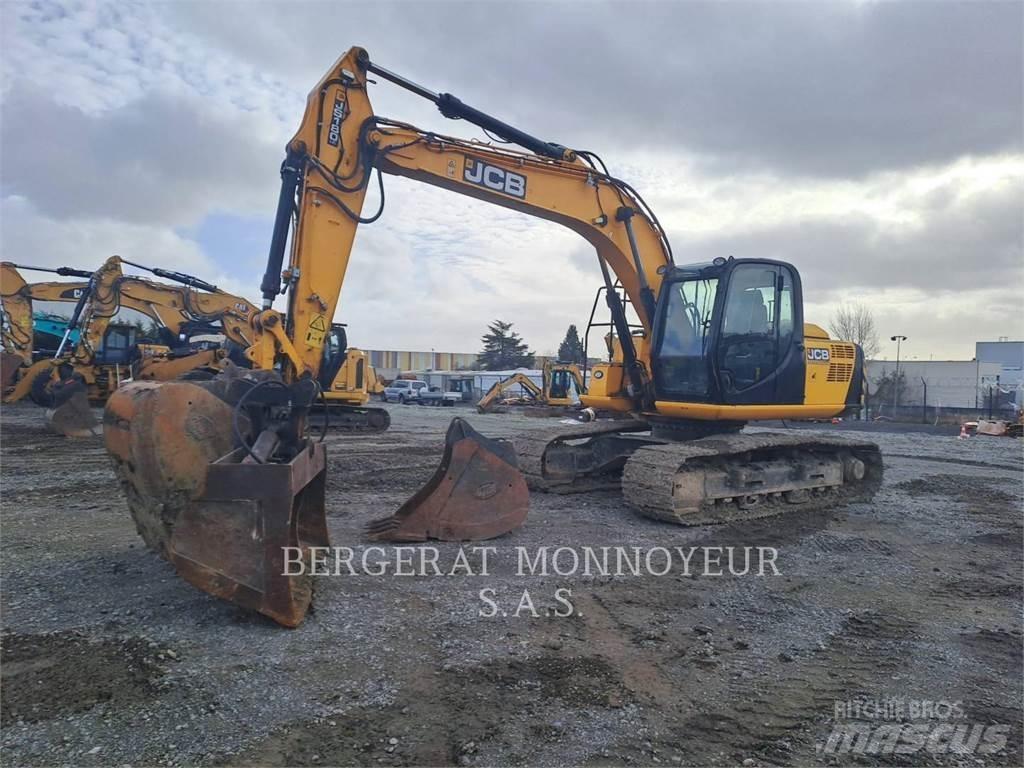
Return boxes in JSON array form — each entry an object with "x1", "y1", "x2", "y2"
[
  {"x1": 476, "y1": 361, "x2": 586, "y2": 415},
  {"x1": 2, "y1": 257, "x2": 390, "y2": 434},
  {"x1": 104, "y1": 46, "x2": 881, "y2": 627}
]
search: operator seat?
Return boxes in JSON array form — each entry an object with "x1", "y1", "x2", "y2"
[
  {"x1": 722, "y1": 290, "x2": 772, "y2": 390},
  {"x1": 725, "y1": 290, "x2": 768, "y2": 335}
]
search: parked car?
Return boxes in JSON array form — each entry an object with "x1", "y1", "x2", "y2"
[
  {"x1": 417, "y1": 387, "x2": 462, "y2": 407},
  {"x1": 382, "y1": 379, "x2": 427, "y2": 404}
]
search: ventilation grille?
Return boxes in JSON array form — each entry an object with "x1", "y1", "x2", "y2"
[
  {"x1": 827, "y1": 363, "x2": 854, "y2": 382},
  {"x1": 829, "y1": 343, "x2": 856, "y2": 360}
]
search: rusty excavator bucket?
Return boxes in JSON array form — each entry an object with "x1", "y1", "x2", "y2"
[
  {"x1": 44, "y1": 374, "x2": 101, "y2": 438},
  {"x1": 105, "y1": 379, "x2": 328, "y2": 627},
  {"x1": 105, "y1": 382, "x2": 526, "y2": 626},
  {"x1": 366, "y1": 417, "x2": 529, "y2": 542}
]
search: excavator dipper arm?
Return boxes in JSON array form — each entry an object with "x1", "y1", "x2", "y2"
[{"x1": 476, "y1": 373, "x2": 544, "y2": 413}]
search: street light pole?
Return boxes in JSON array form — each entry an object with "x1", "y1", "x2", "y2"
[{"x1": 890, "y1": 335, "x2": 907, "y2": 410}]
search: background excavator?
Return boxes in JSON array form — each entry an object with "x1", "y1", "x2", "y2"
[
  {"x1": 3, "y1": 257, "x2": 389, "y2": 435},
  {"x1": 1, "y1": 262, "x2": 92, "y2": 388},
  {"x1": 3, "y1": 256, "x2": 255, "y2": 435},
  {"x1": 476, "y1": 361, "x2": 586, "y2": 415},
  {"x1": 103, "y1": 46, "x2": 881, "y2": 627}
]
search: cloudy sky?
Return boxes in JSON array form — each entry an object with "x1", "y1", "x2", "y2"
[{"x1": 2, "y1": 1, "x2": 1021, "y2": 360}]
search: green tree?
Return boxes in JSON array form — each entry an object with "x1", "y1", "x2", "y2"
[
  {"x1": 478, "y1": 320, "x2": 534, "y2": 370},
  {"x1": 557, "y1": 324, "x2": 586, "y2": 364}
]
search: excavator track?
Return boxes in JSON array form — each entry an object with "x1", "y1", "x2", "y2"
[
  {"x1": 310, "y1": 405, "x2": 391, "y2": 433},
  {"x1": 621, "y1": 432, "x2": 883, "y2": 526},
  {"x1": 512, "y1": 419, "x2": 653, "y2": 493}
]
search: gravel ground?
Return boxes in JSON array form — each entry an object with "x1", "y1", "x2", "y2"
[{"x1": 1, "y1": 401, "x2": 1021, "y2": 767}]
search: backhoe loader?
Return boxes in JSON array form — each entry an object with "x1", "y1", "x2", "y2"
[
  {"x1": 103, "y1": 46, "x2": 881, "y2": 627},
  {"x1": 476, "y1": 361, "x2": 586, "y2": 415},
  {"x1": 3, "y1": 257, "x2": 389, "y2": 434}
]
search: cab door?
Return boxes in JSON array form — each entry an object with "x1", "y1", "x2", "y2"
[
  {"x1": 318, "y1": 324, "x2": 347, "y2": 390},
  {"x1": 714, "y1": 262, "x2": 804, "y2": 405}
]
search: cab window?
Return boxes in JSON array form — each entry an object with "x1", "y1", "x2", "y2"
[
  {"x1": 653, "y1": 277, "x2": 719, "y2": 397},
  {"x1": 778, "y1": 269, "x2": 794, "y2": 349},
  {"x1": 718, "y1": 265, "x2": 794, "y2": 392}
]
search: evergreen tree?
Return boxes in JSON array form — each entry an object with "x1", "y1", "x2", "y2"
[
  {"x1": 557, "y1": 324, "x2": 586, "y2": 363},
  {"x1": 478, "y1": 320, "x2": 534, "y2": 370},
  {"x1": 872, "y1": 369, "x2": 908, "y2": 409}
]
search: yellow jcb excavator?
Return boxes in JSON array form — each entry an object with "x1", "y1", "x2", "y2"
[
  {"x1": 476, "y1": 361, "x2": 586, "y2": 414},
  {"x1": 103, "y1": 46, "x2": 881, "y2": 627}
]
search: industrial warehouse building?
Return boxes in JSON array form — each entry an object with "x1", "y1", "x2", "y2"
[
  {"x1": 365, "y1": 350, "x2": 479, "y2": 379},
  {"x1": 365, "y1": 350, "x2": 592, "y2": 383},
  {"x1": 866, "y1": 340, "x2": 1022, "y2": 419},
  {"x1": 866, "y1": 359, "x2": 1003, "y2": 408}
]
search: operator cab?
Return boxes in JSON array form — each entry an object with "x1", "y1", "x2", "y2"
[
  {"x1": 94, "y1": 323, "x2": 139, "y2": 365},
  {"x1": 318, "y1": 323, "x2": 348, "y2": 390},
  {"x1": 447, "y1": 377, "x2": 475, "y2": 401},
  {"x1": 547, "y1": 365, "x2": 585, "y2": 402},
  {"x1": 549, "y1": 369, "x2": 571, "y2": 399},
  {"x1": 651, "y1": 258, "x2": 805, "y2": 406}
]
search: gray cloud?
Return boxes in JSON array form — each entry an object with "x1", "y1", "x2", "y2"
[
  {"x1": 671, "y1": 175, "x2": 1024, "y2": 297},
  {"x1": 0, "y1": 86, "x2": 283, "y2": 226},
  {"x1": 1, "y1": 1, "x2": 1020, "y2": 358},
  {"x1": 171, "y1": 1, "x2": 1023, "y2": 178}
]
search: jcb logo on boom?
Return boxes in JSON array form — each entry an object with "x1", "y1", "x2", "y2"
[
  {"x1": 464, "y1": 158, "x2": 527, "y2": 199},
  {"x1": 807, "y1": 348, "x2": 831, "y2": 363}
]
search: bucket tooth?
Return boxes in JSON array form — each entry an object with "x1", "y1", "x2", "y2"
[{"x1": 366, "y1": 417, "x2": 528, "y2": 542}]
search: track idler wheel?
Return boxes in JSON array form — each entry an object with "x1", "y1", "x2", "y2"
[{"x1": 366, "y1": 418, "x2": 528, "y2": 542}]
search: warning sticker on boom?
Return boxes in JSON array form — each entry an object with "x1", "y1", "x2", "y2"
[{"x1": 306, "y1": 314, "x2": 328, "y2": 347}]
